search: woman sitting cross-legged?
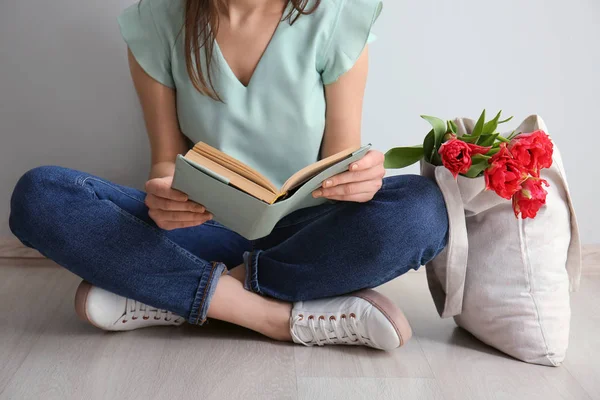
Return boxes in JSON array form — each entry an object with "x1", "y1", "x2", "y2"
[{"x1": 9, "y1": 0, "x2": 448, "y2": 350}]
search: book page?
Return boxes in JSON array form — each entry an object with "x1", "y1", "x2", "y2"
[
  {"x1": 280, "y1": 146, "x2": 360, "y2": 194},
  {"x1": 184, "y1": 150, "x2": 278, "y2": 204},
  {"x1": 193, "y1": 142, "x2": 278, "y2": 193}
]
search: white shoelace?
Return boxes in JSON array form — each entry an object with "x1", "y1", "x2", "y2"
[
  {"x1": 120, "y1": 299, "x2": 184, "y2": 324},
  {"x1": 290, "y1": 314, "x2": 369, "y2": 346}
]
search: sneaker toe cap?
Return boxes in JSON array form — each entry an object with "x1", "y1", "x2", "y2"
[
  {"x1": 84, "y1": 287, "x2": 127, "y2": 329},
  {"x1": 366, "y1": 308, "x2": 403, "y2": 350},
  {"x1": 355, "y1": 290, "x2": 413, "y2": 350}
]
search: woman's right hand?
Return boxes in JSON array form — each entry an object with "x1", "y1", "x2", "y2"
[{"x1": 144, "y1": 176, "x2": 212, "y2": 230}]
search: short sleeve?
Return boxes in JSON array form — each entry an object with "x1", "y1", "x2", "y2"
[
  {"x1": 319, "y1": 0, "x2": 382, "y2": 85},
  {"x1": 117, "y1": 1, "x2": 175, "y2": 88}
]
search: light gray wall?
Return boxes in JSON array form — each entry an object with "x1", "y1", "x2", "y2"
[{"x1": 1, "y1": 0, "x2": 598, "y2": 243}]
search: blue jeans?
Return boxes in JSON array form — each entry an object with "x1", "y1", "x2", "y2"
[{"x1": 9, "y1": 166, "x2": 448, "y2": 325}]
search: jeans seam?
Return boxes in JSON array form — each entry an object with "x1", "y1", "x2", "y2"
[
  {"x1": 76, "y1": 175, "x2": 99, "y2": 199},
  {"x1": 80, "y1": 176, "x2": 228, "y2": 231},
  {"x1": 243, "y1": 251, "x2": 262, "y2": 294},
  {"x1": 192, "y1": 262, "x2": 221, "y2": 325},
  {"x1": 79, "y1": 176, "x2": 145, "y2": 205},
  {"x1": 104, "y1": 201, "x2": 208, "y2": 266}
]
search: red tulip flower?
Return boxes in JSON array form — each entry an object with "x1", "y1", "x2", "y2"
[
  {"x1": 484, "y1": 144, "x2": 528, "y2": 199},
  {"x1": 439, "y1": 138, "x2": 491, "y2": 178},
  {"x1": 512, "y1": 177, "x2": 550, "y2": 219},
  {"x1": 508, "y1": 130, "x2": 553, "y2": 177}
]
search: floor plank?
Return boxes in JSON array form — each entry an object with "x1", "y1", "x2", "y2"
[
  {"x1": 377, "y1": 272, "x2": 592, "y2": 400},
  {"x1": 0, "y1": 264, "x2": 79, "y2": 393},
  {"x1": 145, "y1": 323, "x2": 297, "y2": 400},
  {"x1": 294, "y1": 330, "x2": 433, "y2": 378},
  {"x1": 0, "y1": 268, "x2": 297, "y2": 400},
  {"x1": 563, "y1": 275, "x2": 600, "y2": 399},
  {"x1": 297, "y1": 377, "x2": 444, "y2": 400},
  {"x1": 0, "y1": 261, "x2": 597, "y2": 400}
]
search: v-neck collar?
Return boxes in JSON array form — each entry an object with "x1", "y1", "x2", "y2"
[{"x1": 213, "y1": 2, "x2": 290, "y2": 89}]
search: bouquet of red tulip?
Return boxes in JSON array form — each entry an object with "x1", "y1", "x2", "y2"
[{"x1": 384, "y1": 110, "x2": 554, "y2": 218}]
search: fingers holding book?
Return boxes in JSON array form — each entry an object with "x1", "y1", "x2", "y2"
[
  {"x1": 145, "y1": 193, "x2": 205, "y2": 213},
  {"x1": 145, "y1": 176, "x2": 189, "y2": 201},
  {"x1": 147, "y1": 208, "x2": 213, "y2": 230},
  {"x1": 145, "y1": 176, "x2": 212, "y2": 230},
  {"x1": 312, "y1": 150, "x2": 386, "y2": 203}
]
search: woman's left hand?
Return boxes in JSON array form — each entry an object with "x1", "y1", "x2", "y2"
[{"x1": 312, "y1": 150, "x2": 386, "y2": 203}]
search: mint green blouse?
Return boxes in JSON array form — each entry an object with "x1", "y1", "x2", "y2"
[{"x1": 118, "y1": 0, "x2": 382, "y2": 187}]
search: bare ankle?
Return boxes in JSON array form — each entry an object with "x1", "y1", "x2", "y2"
[
  {"x1": 207, "y1": 274, "x2": 292, "y2": 341},
  {"x1": 264, "y1": 300, "x2": 293, "y2": 342}
]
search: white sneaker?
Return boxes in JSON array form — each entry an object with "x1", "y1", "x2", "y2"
[
  {"x1": 74, "y1": 281, "x2": 185, "y2": 331},
  {"x1": 290, "y1": 289, "x2": 412, "y2": 351}
]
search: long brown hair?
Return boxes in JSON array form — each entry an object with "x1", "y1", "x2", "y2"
[{"x1": 182, "y1": 0, "x2": 320, "y2": 101}]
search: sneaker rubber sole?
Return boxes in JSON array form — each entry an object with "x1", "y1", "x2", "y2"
[{"x1": 74, "y1": 280, "x2": 102, "y2": 329}]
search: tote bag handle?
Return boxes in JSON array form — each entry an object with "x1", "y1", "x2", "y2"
[
  {"x1": 421, "y1": 162, "x2": 469, "y2": 317},
  {"x1": 515, "y1": 115, "x2": 582, "y2": 291}
]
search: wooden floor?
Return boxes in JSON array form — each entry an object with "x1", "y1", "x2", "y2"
[{"x1": 0, "y1": 258, "x2": 598, "y2": 400}]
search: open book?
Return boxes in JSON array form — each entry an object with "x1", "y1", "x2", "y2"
[
  {"x1": 172, "y1": 142, "x2": 370, "y2": 239},
  {"x1": 183, "y1": 142, "x2": 362, "y2": 204}
]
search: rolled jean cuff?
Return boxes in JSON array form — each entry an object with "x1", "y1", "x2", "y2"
[
  {"x1": 188, "y1": 261, "x2": 227, "y2": 325},
  {"x1": 243, "y1": 250, "x2": 262, "y2": 295}
]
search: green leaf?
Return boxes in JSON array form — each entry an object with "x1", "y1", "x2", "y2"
[
  {"x1": 498, "y1": 116, "x2": 514, "y2": 125},
  {"x1": 448, "y1": 120, "x2": 458, "y2": 134},
  {"x1": 458, "y1": 135, "x2": 478, "y2": 143},
  {"x1": 477, "y1": 133, "x2": 499, "y2": 146},
  {"x1": 431, "y1": 148, "x2": 442, "y2": 165},
  {"x1": 487, "y1": 147, "x2": 501, "y2": 156},
  {"x1": 507, "y1": 130, "x2": 521, "y2": 140},
  {"x1": 421, "y1": 115, "x2": 447, "y2": 150},
  {"x1": 482, "y1": 110, "x2": 502, "y2": 135},
  {"x1": 472, "y1": 109, "x2": 486, "y2": 137},
  {"x1": 384, "y1": 146, "x2": 424, "y2": 169},
  {"x1": 423, "y1": 130, "x2": 435, "y2": 163},
  {"x1": 463, "y1": 155, "x2": 490, "y2": 178}
]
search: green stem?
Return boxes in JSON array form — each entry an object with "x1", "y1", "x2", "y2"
[{"x1": 496, "y1": 135, "x2": 510, "y2": 143}]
